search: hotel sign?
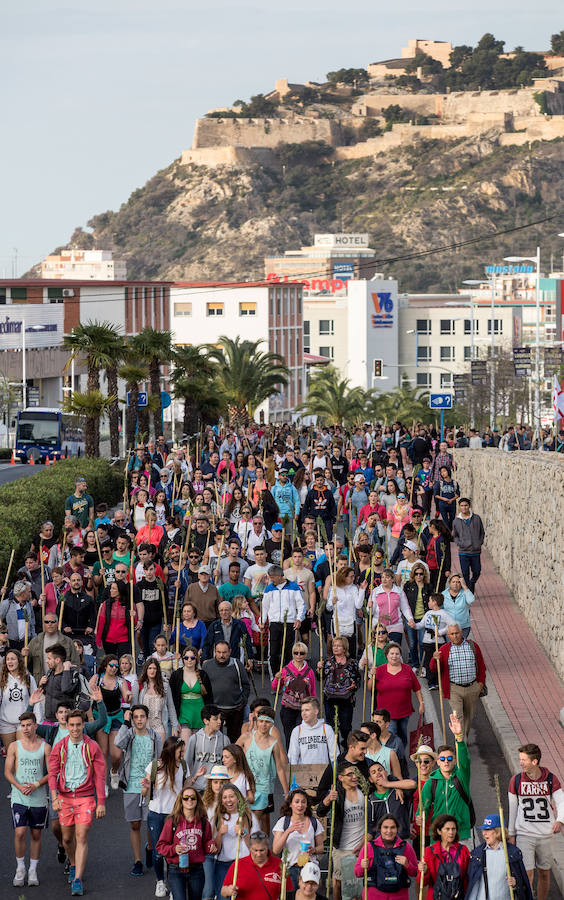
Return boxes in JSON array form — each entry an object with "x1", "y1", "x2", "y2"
[{"x1": 314, "y1": 233, "x2": 369, "y2": 248}]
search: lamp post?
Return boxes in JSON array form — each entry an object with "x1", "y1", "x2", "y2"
[
  {"x1": 504, "y1": 248, "x2": 541, "y2": 436},
  {"x1": 446, "y1": 299, "x2": 475, "y2": 426},
  {"x1": 406, "y1": 329, "x2": 419, "y2": 369},
  {"x1": 463, "y1": 277, "x2": 497, "y2": 429}
]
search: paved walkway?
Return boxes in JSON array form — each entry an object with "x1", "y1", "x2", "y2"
[{"x1": 466, "y1": 545, "x2": 564, "y2": 778}]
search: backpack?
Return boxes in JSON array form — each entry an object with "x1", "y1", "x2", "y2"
[
  {"x1": 148, "y1": 758, "x2": 187, "y2": 801},
  {"x1": 74, "y1": 672, "x2": 93, "y2": 711},
  {"x1": 431, "y1": 776, "x2": 476, "y2": 828},
  {"x1": 368, "y1": 841, "x2": 410, "y2": 893},
  {"x1": 281, "y1": 664, "x2": 312, "y2": 710},
  {"x1": 430, "y1": 844, "x2": 463, "y2": 899},
  {"x1": 282, "y1": 814, "x2": 321, "y2": 834},
  {"x1": 324, "y1": 660, "x2": 356, "y2": 700}
]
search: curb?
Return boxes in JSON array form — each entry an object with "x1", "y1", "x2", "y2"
[{"x1": 481, "y1": 677, "x2": 564, "y2": 895}]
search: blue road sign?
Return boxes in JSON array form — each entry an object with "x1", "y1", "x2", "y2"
[
  {"x1": 429, "y1": 393, "x2": 453, "y2": 409},
  {"x1": 161, "y1": 391, "x2": 172, "y2": 410},
  {"x1": 126, "y1": 391, "x2": 148, "y2": 408}
]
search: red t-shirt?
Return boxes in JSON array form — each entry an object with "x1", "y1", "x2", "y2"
[
  {"x1": 223, "y1": 854, "x2": 293, "y2": 900},
  {"x1": 374, "y1": 664, "x2": 421, "y2": 719}
]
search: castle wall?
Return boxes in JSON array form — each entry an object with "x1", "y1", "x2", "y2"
[{"x1": 192, "y1": 116, "x2": 340, "y2": 149}]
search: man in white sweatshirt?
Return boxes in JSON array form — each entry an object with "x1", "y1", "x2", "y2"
[{"x1": 288, "y1": 698, "x2": 335, "y2": 766}]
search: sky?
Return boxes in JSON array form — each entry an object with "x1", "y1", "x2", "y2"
[{"x1": 1, "y1": 1, "x2": 560, "y2": 274}]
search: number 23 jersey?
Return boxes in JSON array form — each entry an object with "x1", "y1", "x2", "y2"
[{"x1": 508, "y1": 768, "x2": 564, "y2": 837}]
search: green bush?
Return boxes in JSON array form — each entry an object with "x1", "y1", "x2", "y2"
[
  {"x1": 0, "y1": 448, "x2": 11, "y2": 460},
  {"x1": 0, "y1": 458, "x2": 124, "y2": 578}
]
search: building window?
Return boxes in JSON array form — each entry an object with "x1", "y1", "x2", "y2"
[
  {"x1": 11, "y1": 287, "x2": 27, "y2": 300},
  {"x1": 440, "y1": 319, "x2": 454, "y2": 335},
  {"x1": 440, "y1": 346, "x2": 455, "y2": 362},
  {"x1": 463, "y1": 346, "x2": 473, "y2": 361},
  {"x1": 319, "y1": 319, "x2": 334, "y2": 336},
  {"x1": 206, "y1": 302, "x2": 224, "y2": 316},
  {"x1": 304, "y1": 320, "x2": 310, "y2": 354},
  {"x1": 416, "y1": 319, "x2": 431, "y2": 334},
  {"x1": 0, "y1": 290, "x2": 6, "y2": 304},
  {"x1": 464, "y1": 319, "x2": 478, "y2": 335},
  {"x1": 239, "y1": 302, "x2": 256, "y2": 316},
  {"x1": 440, "y1": 372, "x2": 452, "y2": 388},
  {"x1": 488, "y1": 319, "x2": 503, "y2": 335},
  {"x1": 319, "y1": 346, "x2": 334, "y2": 360},
  {"x1": 174, "y1": 302, "x2": 192, "y2": 317},
  {"x1": 47, "y1": 288, "x2": 63, "y2": 300},
  {"x1": 416, "y1": 372, "x2": 431, "y2": 388},
  {"x1": 417, "y1": 346, "x2": 431, "y2": 362}
]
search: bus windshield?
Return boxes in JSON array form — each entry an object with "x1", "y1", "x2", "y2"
[{"x1": 17, "y1": 413, "x2": 60, "y2": 447}]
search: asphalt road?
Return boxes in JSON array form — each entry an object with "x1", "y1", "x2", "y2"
[
  {"x1": 0, "y1": 462, "x2": 44, "y2": 486},
  {"x1": 1, "y1": 667, "x2": 559, "y2": 899}
]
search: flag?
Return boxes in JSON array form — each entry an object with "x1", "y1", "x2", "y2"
[{"x1": 552, "y1": 375, "x2": 564, "y2": 422}]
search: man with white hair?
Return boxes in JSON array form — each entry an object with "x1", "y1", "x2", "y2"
[{"x1": 0, "y1": 580, "x2": 36, "y2": 650}]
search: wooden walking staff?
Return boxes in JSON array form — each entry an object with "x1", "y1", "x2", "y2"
[
  {"x1": 259, "y1": 597, "x2": 265, "y2": 689},
  {"x1": 326, "y1": 708, "x2": 340, "y2": 896},
  {"x1": 2, "y1": 548, "x2": 15, "y2": 598},
  {"x1": 231, "y1": 796, "x2": 248, "y2": 891},
  {"x1": 172, "y1": 547, "x2": 185, "y2": 667},
  {"x1": 273, "y1": 611, "x2": 288, "y2": 712},
  {"x1": 94, "y1": 530, "x2": 107, "y2": 588},
  {"x1": 58, "y1": 595, "x2": 66, "y2": 631},
  {"x1": 123, "y1": 450, "x2": 131, "y2": 515},
  {"x1": 362, "y1": 598, "x2": 373, "y2": 720},
  {"x1": 129, "y1": 560, "x2": 137, "y2": 671},
  {"x1": 318, "y1": 609, "x2": 324, "y2": 718},
  {"x1": 418, "y1": 810, "x2": 426, "y2": 900},
  {"x1": 159, "y1": 579, "x2": 168, "y2": 635},
  {"x1": 434, "y1": 618, "x2": 447, "y2": 744},
  {"x1": 494, "y1": 773, "x2": 515, "y2": 900},
  {"x1": 39, "y1": 540, "x2": 45, "y2": 630}
]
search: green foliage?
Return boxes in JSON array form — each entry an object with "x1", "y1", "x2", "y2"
[
  {"x1": 277, "y1": 141, "x2": 333, "y2": 166},
  {"x1": 358, "y1": 119, "x2": 383, "y2": 140},
  {"x1": 533, "y1": 91, "x2": 549, "y2": 114},
  {"x1": 299, "y1": 366, "x2": 369, "y2": 426},
  {"x1": 404, "y1": 52, "x2": 443, "y2": 76},
  {"x1": 394, "y1": 74, "x2": 422, "y2": 91},
  {"x1": 369, "y1": 380, "x2": 431, "y2": 424},
  {"x1": 206, "y1": 94, "x2": 279, "y2": 118},
  {"x1": 0, "y1": 448, "x2": 11, "y2": 460},
  {"x1": 444, "y1": 34, "x2": 547, "y2": 90},
  {"x1": 550, "y1": 30, "x2": 564, "y2": 56},
  {"x1": 326, "y1": 67, "x2": 368, "y2": 85},
  {"x1": 0, "y1": 459, "x2": 123, "y2": 577}
]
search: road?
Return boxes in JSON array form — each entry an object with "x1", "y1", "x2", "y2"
[
  {"x1": 1, "y1": 669, "x2": 559, "y2": 898},
  {"x1": 0, "y1": 462, "x2": 44, "y2": 487}
]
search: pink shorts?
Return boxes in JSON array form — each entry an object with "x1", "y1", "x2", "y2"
[{"x1": 59, "y1": 796, "x2": 95, "y2": 827}]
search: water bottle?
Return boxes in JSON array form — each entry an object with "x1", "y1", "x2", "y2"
[{"x1": 179, "y1": 848, "x2": 189, "y2": 873}]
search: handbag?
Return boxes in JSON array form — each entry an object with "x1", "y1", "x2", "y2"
[{"x1": 409, "y1": 713, "x2": 435, "y2": 756}]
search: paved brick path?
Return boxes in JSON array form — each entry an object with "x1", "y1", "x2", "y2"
[{"x1": 455, "y1": 544, "x2": 564, "y2": 778}]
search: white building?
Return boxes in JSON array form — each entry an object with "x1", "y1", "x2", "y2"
[{"x1": 41, "y1": 249, "x2": 127, "y2": 281}]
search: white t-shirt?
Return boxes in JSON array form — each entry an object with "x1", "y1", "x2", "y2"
[
  {"x1": 245, "y1": 564, "x2": 271, "y2": 597},
  {"x1": 272, "y1": 816, "x2": 323, "y2": 866},
  {"x1": 395, "y1": 558, "x2": 430, "y2": 584},
  {"x1": 338, "y1": 794, "x2": 364, "y2": 850},
  {"x1": 217, "y1": 811, "x2": 259, "y2": 861},
  {"x1": 145, "y1": 761, "x2": 185, "y2": 814}
]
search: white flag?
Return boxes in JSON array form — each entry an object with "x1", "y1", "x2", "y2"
[{"x1": 552, "y1": 375, "x2": 564, "y2": 421}]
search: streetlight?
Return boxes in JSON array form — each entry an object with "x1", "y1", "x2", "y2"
[
  {"x1": 463, "y1": 276, "x2": 497, "y2": 429},
  {"x1": 405, "y1": 329, "x2": 418, "y2": 368},
  {"x1": 504, "y1": 248, "x2": 541, "y2": 435}
]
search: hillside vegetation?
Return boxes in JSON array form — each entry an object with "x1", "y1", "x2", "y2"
[{"x1": 55, "y1": 133, "x2": 564, "y2": 292}]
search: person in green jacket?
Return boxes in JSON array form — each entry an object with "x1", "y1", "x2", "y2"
[{"x1": 419, "y1": 712, "x2": 473, "y2": 841}]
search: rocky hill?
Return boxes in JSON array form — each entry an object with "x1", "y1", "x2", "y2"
[{"x1": 47, "y1": 132, "x2": 564, "y2": 292}]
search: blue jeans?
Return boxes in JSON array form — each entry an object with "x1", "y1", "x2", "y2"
[
  {"x1": 147, "y1": 810, "x2": 167, "y2": 882},
  {"x1": 212, "y1": 859, "x2": 232, "y2": 900},
  {"x1": 168, "y1": 863, "x2": 205, "y2": 900},
  {"x1": 142, "y1": 623, "x2": 162, "y2": 659},
  {"x1": 437, "y1": 500, "x2": 456, "y2": 530},
  {"x1": 389, "y1": 716, "x2": 409, "y2": 749},
  {"x1": 203, "y1": 854, "x2": 215, "y2": 900},
  {"x1": 458, "y1": 553, "x2": 482, "y2": 592},
  {"x1": 406, "y1": 624, "x2": 424, "y2": 669}
]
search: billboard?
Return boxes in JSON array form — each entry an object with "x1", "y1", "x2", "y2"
[{"x1": 0, "y1": 305, "x2": 64, "y2": 351}]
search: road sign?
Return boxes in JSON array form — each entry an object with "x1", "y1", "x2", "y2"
[
  {"x1": 513, "y1": 347, "x2": 531, "y2": 378},
  {"x1": 161, "y1": 391, "x2": 171, "y2": 410},
  {"x1": 429, "y1": 393, "x2": 453, "y2": 409},
  {"x1": 471, "y1": 359, "x2": 488, "y2": 385},
  {"x1": 126, "y1": 391, "x2": 148, "y2": 408}
]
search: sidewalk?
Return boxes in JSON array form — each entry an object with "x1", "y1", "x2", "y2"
[{"x1": 463, "y1": 545, "x2": 564, "y2": 890}]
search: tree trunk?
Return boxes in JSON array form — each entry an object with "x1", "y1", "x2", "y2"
[
  {"x1": 126, "y1": 382, "x2": 138, "y2": 450},
  {"x1": 85, "y1": 415, "x2": 97, "y2": 459},
  {"x1": 107, "y1": 364, "x2": 120, "y2": 458},
  {"x1": 150, "y1": 359, "x2": 162, "y2": 439},
  {"x1": 87, "y1": 362, "x2": 100, "y2": 451}
]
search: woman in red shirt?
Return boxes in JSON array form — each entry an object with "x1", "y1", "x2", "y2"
[
  {"x1": 156, "y1": 787, "x2": 215, "y2": 900},
  {"x1": 221, "y1": 831, "x2": 293, "y2": 900},
  {"x1": 357, "y1": 490, "x2": 387, "y2": 527},
  {"x1": 373, "y1": 642, "x2": 424, "y2": 749},
  {"x1": 417, "y1": 814, "x2": 470, "y2": 899},
  {"x1": 96, "y1": 580, "x2": 137, "y2": 658}
]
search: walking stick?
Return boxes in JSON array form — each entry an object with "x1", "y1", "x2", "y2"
[
  {"x1": 435, "y1": 544, "x2": 445, "y2": 593},
  {"x1": 172, "y1": 548, "x2": 185, "y2": 665},
  {"x1": 129, "y1": 560, "x2": 137, "y2": 671},
  {"x1": 58, "y1": 596, "x2": 66, "y2": 631},
  {"x1": 353, "y1": 768, "x2": 371, "y2": 900},
  {"x1": 2, "y1": 547, "x2": 15, "y2": 596},
  {"x1": 434, "y1": 619, "x2": 447, "y2": 744},
  {"x1": 94, "y1": 530, "x2": 107, "y2": 588},
  {"x1": 159, "y1": 579, "x2": 168, "y2": 635},
  {"x1": 40, "y1": 540, "x2": 45, "y2": 630},
  {"x1": 418, "y1": 810, "x2": 426, "y2": 900},
  {"x1": 259, "y1": 597, "x2": 265, "y2": 690},
  {"x1": 494, "y1": 774, "x2": 515, "y2": 900},
  {"x1": 240, "y1": 637, "x2": 258, "y2": 697},
  {"x1": 370, "y1": 609, "x2": 380, "y2": 717},
  {"x1": 60, "y1": 531, "x2": 67, "y2": 567},
  {"x1": 362, "y1": 600, "x2": 372, "y2": 720},
  {"x1": 280, "y1": 848, "x2": 290, "y2": 900},
  {"x1": 326, "y1": 708, "x2": 340, "y2": 896},
  {"x1": 318, "y1": 609, "x2": 324, "y2": 719},
  {"x1": 123, "y1": 450, "x2": 131, "y2": 515},
  {"x1": 273, "y1": 611, "x2": 288, "y2": 712},
  {"x1": 231, "y1": 797, "x2": 248, "y2": 890}
]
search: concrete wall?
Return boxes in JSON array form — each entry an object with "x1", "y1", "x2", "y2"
[
  {"x1": 180, "y1": 146, "x2": 277, "y2": 168},
  {"x1": 352, "y1": 94, "x2": 440, "y2": 117},
  {"x1": 192, "y1": 116, "x2": 341, "y2": 149},
  {"x1": 455, "y1": 450, "x2": 564, "y2": 681}
]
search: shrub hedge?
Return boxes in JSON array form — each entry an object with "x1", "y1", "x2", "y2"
[{"x1": 0, "y1": 458, "x2": 124, "y2": 579}]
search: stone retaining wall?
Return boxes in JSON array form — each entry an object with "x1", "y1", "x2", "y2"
[{"x1": 454, "y1": 449, "x2": 564, "y2": 681}]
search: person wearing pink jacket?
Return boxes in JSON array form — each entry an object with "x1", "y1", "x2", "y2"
[
  {"x1": 369, "y1": 570, "x2": 414, "y2": 646},
  {"x1": 271, "y1": 643, "x2": 316, "y2": 746}
]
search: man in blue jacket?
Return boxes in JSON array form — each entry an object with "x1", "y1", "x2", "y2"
[{"x1": 466, "y1": 813, "x2": 532, "y2": 900}]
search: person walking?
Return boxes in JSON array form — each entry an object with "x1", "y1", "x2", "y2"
[
  {"x1": 452, "y1": 499, "x2": 485, "y2": 593},
  {"x1": 0, "y1": 649, "x2": 39, "y2": 752},
  {"x1": 419, "y1": 713, "x2": 474, "y2": 846},
  {"x1": 271, "y1": 642, "x2": 316, "y2": 746},
  {"x1": 467, "y1": 813, "x2": 533, "y2": 900},
  {"x1": 262, "y1": 566, "x2": 305, "y2": 675},
  {"x1": 373, "y1": 643, "x2": 424, "y2": 749},
  {"x1": 430, "y1": 624, "x2": 486, "y2": 740},
  {"x1": 417, "y1": 813, "x2": 470, "y2": 899},
  {"x1": 201, "y1": 642, "x2": 250, "y2": 742},
  {"x1": 156, "y1": 787, "x2": 215, "y2": 900}
]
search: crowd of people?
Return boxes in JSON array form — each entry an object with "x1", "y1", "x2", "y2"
[{"x1": 0, "y1": 421, "x2": 562, "y2": 900}]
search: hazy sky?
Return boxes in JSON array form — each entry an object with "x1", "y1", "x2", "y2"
[{"x1": 1, "y1": 1, "x2": 560, "y2": 274}]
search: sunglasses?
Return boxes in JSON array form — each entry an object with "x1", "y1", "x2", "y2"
[
  {"x1": 182, "y1": 795, "x2": 197, "y2": 801},
  {"x1": 44, "y1": 619, "x2": 58, "y2": 624},
  {"x1": 293, "y1": 650, "x2": 306, "y2": 656},
  {"x1": 107, "y1": 663, "x2": 119, "y2": 668},
  {"x1": 183, "y1": 655, "x2": 197, "y2": 661},
  {"x1": 251, "y1": 831, "x2": 268, "y2": 841},
  {"x1": 439, "y1": 755, "x2": 454, "y2": 762}
]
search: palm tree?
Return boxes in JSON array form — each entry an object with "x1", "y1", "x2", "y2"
[
  {"x1": 64, "y1": 321, "x2": 123, "y2": 449},
  {"x1": 171, "y1": 345, "x2": 221, "y2": 435},
  {"x1": 119, "y1": 359, "x2": 148, "y2": 451},
  {"x1": 62, "y1": 391, "x2": 116, "y2": 458},
  {"x1": 299, "y1": 365, "x2": 369, "y2": 426},
  {"x1": 206, "y1": 336, "x2": 289, "y2": 427},
  {"x1": 369, "y1": 377, "x2": 431, "y2": 424},
  {"x1": 102, "y1": 331, "x2": 126, "y2": 459},
  {"x1": 132, "y1": 328, "x2": 173, "y2": 437}
]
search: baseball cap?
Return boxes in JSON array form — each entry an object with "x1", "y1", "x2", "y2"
[
  {"x1": 75, "y1": 476, "x2": 87, "y2": 484},
  {"x1": 354, "y1": 474, "x2": 364, "y2": 482},
  {"x1": 198, "y1": 565, "x2": 211, "y2": 574},
  {"x1": 405, "y1": 540, "x2": 418, "y2": 552},
  {"x1": 479, "y1": 813, "x2": 501, "y2": 829},
  {"x1": 272, "y1": 523, "x2": 283, "y2": 531},
  {"x1": 206, "y1": 765, "x2": 230, "y2": 780},
  {"x1": 300, "y1": 863, "x2": 321, "y2": 885}
]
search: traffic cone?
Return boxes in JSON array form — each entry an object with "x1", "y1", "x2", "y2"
[
  {"x1": 29, "y1": 454, "x2": 35, "y2": 466},
  {"x1": 10, "y1": 450, "x2": 15, "y2": 465},
  {"x1": 45, "y1": 456, "x2": 50, "y2": 466}
]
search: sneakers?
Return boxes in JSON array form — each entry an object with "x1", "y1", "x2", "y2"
[
  {"x1": 68, "y1": 865, "x2": 76, "y2": 884},
  {"x1": 428, "y1": 683, "x2": 438, "y2": 691},
  {"x1": 64, "y1": 859, "x2": 71, "y2": 877},
  {"x1": 420, "y1": 666, "x2": 426, "y2": 677},
  {"x1": 71, "y1": 877, "x2": 84, "y2": 896},
  {"x1": 57, "y1": 844, "x2": 66, "y2": 864},
  {"x1": 145, "y1": 844, "x2": 153, "y2": 868},
  {"x1": 137, "y1": 653, "x2": 144, "y2": 667},
  {"x1": 130, "y1": 860, "x2": 144, "y2": 877},
  {"x1": 28, "y1": 869, "x2": 39, "y2": 886},
  {"x1": 155, "y1": 880, "x2": 167, "y2": 897},
  {"x1": 110, "y1": 771, "x2": 120, "y2": 790},
  {"x1": 13, "y1": 867, "x2": 26, "y2": 887}
]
